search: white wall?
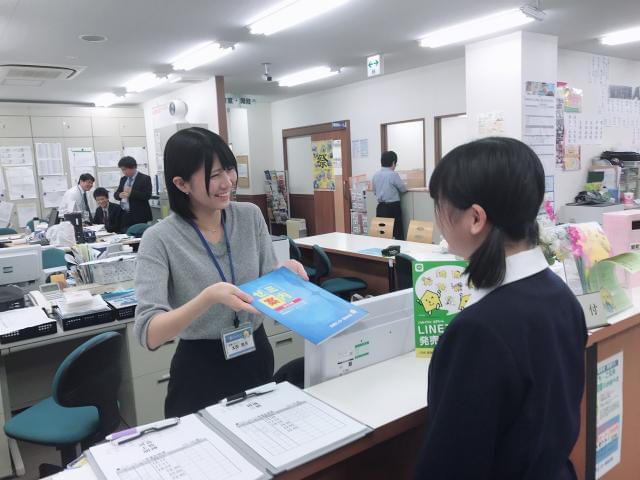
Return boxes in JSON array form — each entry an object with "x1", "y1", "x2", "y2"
[
  {"x1": 556, "y1": 50, "x2": 640, "y2": 208},
  {"x1": 228, "y1": 108, "x2": 250, "y2": 156},
  {"x1": 143, "y1": 78, "x2": 219, "y2": 176},
  {"x1": 245, "y1": 102, "x2": 274, "y2": 195},
  {"x1": 270, "y1": 58, "x2": 466, "y2": 183},
  {"x1": 441, "y1": 114, "x2": 469, "y2": 157},
  {"x1": 386, "y1": 120, "x2": 424, "y2": 170}
]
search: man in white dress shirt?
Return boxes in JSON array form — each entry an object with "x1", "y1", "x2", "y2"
[{"x1": 59, "y1": 173, "x2": 96, "y2": 222}]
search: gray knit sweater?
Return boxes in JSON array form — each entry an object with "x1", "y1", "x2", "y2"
[{"x1": 133, "y1": 202, "x2": 277, "y2": 349}]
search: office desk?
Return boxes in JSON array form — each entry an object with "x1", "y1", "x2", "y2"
[{"x1": 295, "y1": 232, "x2": 451, "y2": 294}]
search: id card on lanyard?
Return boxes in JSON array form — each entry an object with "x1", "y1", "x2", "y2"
[{"x1": 189, "y1": 212, "x2": 256, "y2": 360}]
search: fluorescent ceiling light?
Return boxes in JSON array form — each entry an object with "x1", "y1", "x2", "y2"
[
  {"x1": 125, "y1": 72, "x2": 168, "y2": 93},
  {"x1": 419, "y1": 9, "x2": 535, "y2": 48},
  {"x1": 93, "y1": 93, "x2": 121, "y2": 107},
  {"x1": 248, "y1": 0, "x2": 350, "y2": 36},
  {"x1": 168, "y1": 74, "x2": 182, "y2": 83},
  {"x1": 279, "y1": 66, "x2": 339, "y2": 87},
  {"x1": 601, "y1": 25, "x2": 640, "y2": 46},
  {"x1": 171, "y1": 42, "x2": 233, "y2": 71}
]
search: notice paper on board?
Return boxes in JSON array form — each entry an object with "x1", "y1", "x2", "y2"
[{"x1": 238, "y1": 267, "x2": 367, "y2": 344}]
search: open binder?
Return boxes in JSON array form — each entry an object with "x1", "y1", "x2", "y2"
[{"x1": 86, "y1": 382, "x2": 371, "y2": 479}]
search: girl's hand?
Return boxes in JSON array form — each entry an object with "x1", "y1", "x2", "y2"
[
  {"x1": 282, "y1": 259, "x2": 309, "y2": 281},
  {"x1": 207, "y1": 282, "x2": 259, "y2": 314}
]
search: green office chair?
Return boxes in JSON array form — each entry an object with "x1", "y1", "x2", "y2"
[
  {"x1": 4, "y1": 332, "x2": 123, "y2": 477},
  {"x1": 0, "y1": 227, "x2": 17, "y2": 235},
  {"x1": 286, "y1": 236, "x2": 317, "y2": 281},
  {"x1": 312, "y1": 244, "x2": 367, "y2": 300},
  {"x1": 26, "y1": 218, "x2": 46, "y2": 233},
  {"x1": 126, "y1": 223, "x2": 150, "y2": 238},
  {"x1": 42, "y1": 248, "x2": 67, "y2": 269},
  {"x1": 394, "y1": 253, "x2": 416, "y2": 291}
]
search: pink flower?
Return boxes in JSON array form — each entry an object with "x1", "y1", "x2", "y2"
[{"x1": 544, "y1": 200, "x2": 557, "y2": 222}]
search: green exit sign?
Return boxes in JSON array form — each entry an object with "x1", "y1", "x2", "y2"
[{"x1": 367, "y1": 54, "x2": 383, "y2": 77}]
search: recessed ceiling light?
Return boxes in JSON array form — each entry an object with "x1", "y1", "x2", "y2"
[
  {"x1": 125, "y1": 72, "x2": 168, "y2": 93},
  {"x1": 93, "y1": 93, "x2": 121, "y2": 107},
  {"x1": 419, "y1": 9, "x2": 536, "y2": 48},
  {"x1": 248, "y1": 0, "x2": 350, "y2": 36},
  {"x1": 170, "y1": 42, "x2": 234, "y2": 71},
  {"x1": 601, "y1": 25, "x2": 640, "y2": 46},
  {"x1": 278, "y1": 66, "x2": 340, "y2": 87},
  {"x1": 79, "y1": 34, "x2": 108, "y2": 43}
]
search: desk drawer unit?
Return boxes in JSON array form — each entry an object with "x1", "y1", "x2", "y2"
[
  {"x1": 126, "y1": 326, "x2": 177, "y2": 379},
  {"x1": 130, "y1": 369, "x2": 171, "y2": 425},
  {"x1": 269, "y1": 331, "x2": 304, "y2": 374},
  {"x1": 262, "y1": 317, "x2": 290, "y2": 337}
]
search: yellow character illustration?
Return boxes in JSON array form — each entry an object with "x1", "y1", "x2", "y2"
[
  {"x1": 422, "y1": 276, "x2": 433, "y2": 287},
  {"x1": 453, "y1": 270, "x2": 462, "y2": 279},
  {"x1": 436, "y1": 282, "x2": 447, "y2": 292},
  {"x1": 600, "y1": 288, "x2": 615, "y2": 313},
  {"x1": 437, "y1": 270, "x2": 447, "y2": 279},
  {"x1": 459, "y1": 293, "x2": 471, "y2": 310},
  {"x1": 419, "y1": 290, "x2": 442, "y2": 316},
  {"x1": 451, "y1": 282, "x2": 463, "y2": 292}
]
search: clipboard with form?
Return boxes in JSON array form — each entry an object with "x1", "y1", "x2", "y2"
[{"x1": 202, "y1": 381, "x2": 372, "y2": 474}]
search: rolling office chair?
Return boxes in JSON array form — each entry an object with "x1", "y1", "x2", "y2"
[
  {"x1": 4, "y1": 332, "x2": 123, "y2": 478},
  {"x1": 0, "y1": 228, "x2": 17, "y2": 235},
  {"x1": 369, "y1": 217, "x2": 395, "y2": 239},
  {"x1": 406, "y1": 220, "x2": 434, "y2": 244},
  {"x1": 125, "y1": 223, "x2": 151, "y2": 238},
  {"x1": 286, "y1": 236, "x2": 317, "y2": 282},
  {"x1": 42, "y1": 248, "x2": 67, "y2": 269},
  {"x1": 312, "y1": 245, "x2": 367, "y2": 300},
  {"x1": 26, "y1": 218, "x2": 45, "y2": 233},
  {"x1": 394, "y1": 253, "x2": 416, "y2": 291}
]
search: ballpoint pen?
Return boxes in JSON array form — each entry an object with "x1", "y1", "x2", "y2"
[
  {"x1": 106, "y1": 417, "x2": 180, "y2": 445},
  {"x1": 221, "y1": 382, "x2": 277, "y2": 406}
]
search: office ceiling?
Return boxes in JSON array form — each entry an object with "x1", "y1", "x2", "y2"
[{"x1": 0, "y1": 0, "x2": 639, "y2": 106}]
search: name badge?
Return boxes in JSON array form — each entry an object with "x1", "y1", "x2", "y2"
[{"x1": 221, "y1": 323, "x2": 256, "y2": 360}]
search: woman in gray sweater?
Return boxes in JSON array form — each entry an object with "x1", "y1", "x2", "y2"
[{"x1": 134, "y1": 127, "x2": 306, "y2": 417}]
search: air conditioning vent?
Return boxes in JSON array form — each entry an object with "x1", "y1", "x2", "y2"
[
  {"x1": 0, "y1": 78, "x2": 45, "y2": 87},
  {"x1": 0, "y1": 64, "x2": 85, "y2": 81}
]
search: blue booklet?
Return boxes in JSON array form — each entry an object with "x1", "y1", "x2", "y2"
[{"x1": 238, "y1": 267, "x2": 368, "y2": 344}]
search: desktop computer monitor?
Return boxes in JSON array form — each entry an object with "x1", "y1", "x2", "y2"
[
  {"x1": 0, "y1": 245, "x2": 43, "y2": 288},
  {"x1": 47, "y1": 208, "x2": 59, "y2": 227}
]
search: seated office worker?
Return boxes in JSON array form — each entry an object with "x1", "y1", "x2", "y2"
[
  {"x1": 59, "y1": 173, "x2": 96, "y2": 222},
  {"x1": 371, "y1": 151, "x2": 407, "y2": 239},
  {"x1": 414, "y1": 137, "x2": 587, "y2": 480},
  {"x1": 114, "y1": 156, "x2": 153, "y2": 229},
  {"x1": 93, "y1": 187, "x2": 124, "y2": 233},
  {"x1": 134, "y1": 127, "x2": 307, "y2": 418}
]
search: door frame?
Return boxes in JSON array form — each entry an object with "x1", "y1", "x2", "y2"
[
  {"x1": 380, "y1": 118, "x2": 426, "y2": 187},
  {"x1": 433, "y1": 112, "x2": 466, "y2": 165},
  {"x1": 282, "y1": 121, "x2": 353, "y2": 234}
]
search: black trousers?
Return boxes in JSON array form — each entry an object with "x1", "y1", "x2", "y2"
[
  {"x1": 165, "y1": 325, "x2": 274, "y2": 418},
  {"x1": 376, "y1": 201, "x2": 404, "y2": 240}
]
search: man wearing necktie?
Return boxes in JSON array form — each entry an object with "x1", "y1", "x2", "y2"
[
  {"x1": 59, "y1": 173, "x2": 96, "y2": 222},
  {"x1": 114, "y1": 156, "x2": 153, "y2": 230},
  {"x1": 93, "y1": 187, "x2": 123, "y2": 233}
]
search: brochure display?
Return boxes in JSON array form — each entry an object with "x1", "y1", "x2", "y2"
[{"x1": 239, "y1": 267, "x2": 367, "y2": 344}]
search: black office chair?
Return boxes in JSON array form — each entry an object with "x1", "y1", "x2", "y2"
[
  {"x1": 4, "y1": 331, "x2": 123, "y2": 477},
  {"x1": 394, "y1": 253, "x2": 416, "y2": 291},
  {"x1": 312, "y1": 244, "x2": 367, "y2": 300},
  {"x1": 286, "y1": 236, "x2": 317, "y2": 281},
  {"x1": 273, "y1": 357, "x2": 305, "y2": 389}
]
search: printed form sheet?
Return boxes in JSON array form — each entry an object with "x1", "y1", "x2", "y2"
[
  {"x1": 205, "y1": 381, "x2": 370, "y2": 471},
  {"x1": 88, "y1": 414, "x2": 266, "y2": 480}
]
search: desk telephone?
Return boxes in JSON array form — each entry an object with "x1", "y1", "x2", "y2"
[{"x1": 28, "y1": 283, "x2": 63, "y2": 314}]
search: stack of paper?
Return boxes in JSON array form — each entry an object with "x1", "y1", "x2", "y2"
[
  {"x1": 56, "y1": 295, "x2": 110, "y2": 319},
  {"x1": 0, "y1": 307, "x2": 52, "y2": 336}
]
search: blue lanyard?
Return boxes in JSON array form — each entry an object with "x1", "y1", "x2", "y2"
[{"x1": 188, "y1": 212, "x2": 236, "y2": 285}]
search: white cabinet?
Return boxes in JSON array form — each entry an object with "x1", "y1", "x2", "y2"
[
  {"x1": 92, "y1": 117, "x2": 119, "y2": 137},
  {"x1": 131, "y1": 369, "x2": 171, "y2": 425},
  {"x1": 0, "y1": 116, "x2": 32, "y2": 137},
  {"x1": 61, "y1": 117, "x2": 92, "y2": 137},
  {"x1": 30, "y1": 116, "x2": 64, "y2": 137},
  {"x1": 269, "y1": 331, "x2": 304, "y2": 374},
  {"x1": 119, "y1": 117, "x2": 146, "y2": 137}
]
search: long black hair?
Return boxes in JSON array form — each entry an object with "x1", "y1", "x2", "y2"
[
  {"x1": 163, "y1": 127, "x2": 237, "y2": 219},
  {"x1": 429, "y1": 137, "x2": 544, "y2": 289}
]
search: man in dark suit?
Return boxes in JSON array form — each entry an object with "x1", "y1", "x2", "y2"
[
  {"x1": 93, "y1": 187, "x2": 124, "y2": 233},
  {"x1": 114, "y1": 156, "x2": 152, "y2": 230}
]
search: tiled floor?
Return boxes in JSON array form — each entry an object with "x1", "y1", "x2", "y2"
[{"x1": 7, "y1": 440, "x2": 66, "y2": 479}]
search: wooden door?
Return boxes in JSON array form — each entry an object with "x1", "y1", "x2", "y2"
[{"x1": 310, "y1": 130, "x2": 351, "y2": 235}]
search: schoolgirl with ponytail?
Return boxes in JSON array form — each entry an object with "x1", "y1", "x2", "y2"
[{"x1": 415, "y1": 137, "x2": 587, "y2": 480}]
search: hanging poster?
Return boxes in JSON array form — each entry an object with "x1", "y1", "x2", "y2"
[
  {"x1": 311, "y1": 140, "x2": 335, "y2": 190},
  {"x1": 477, "y1": 111, "x2": 505, "y2": 136},
  {"x1": 563, "y1": 145, "x2": 581, "y2": 171}
]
